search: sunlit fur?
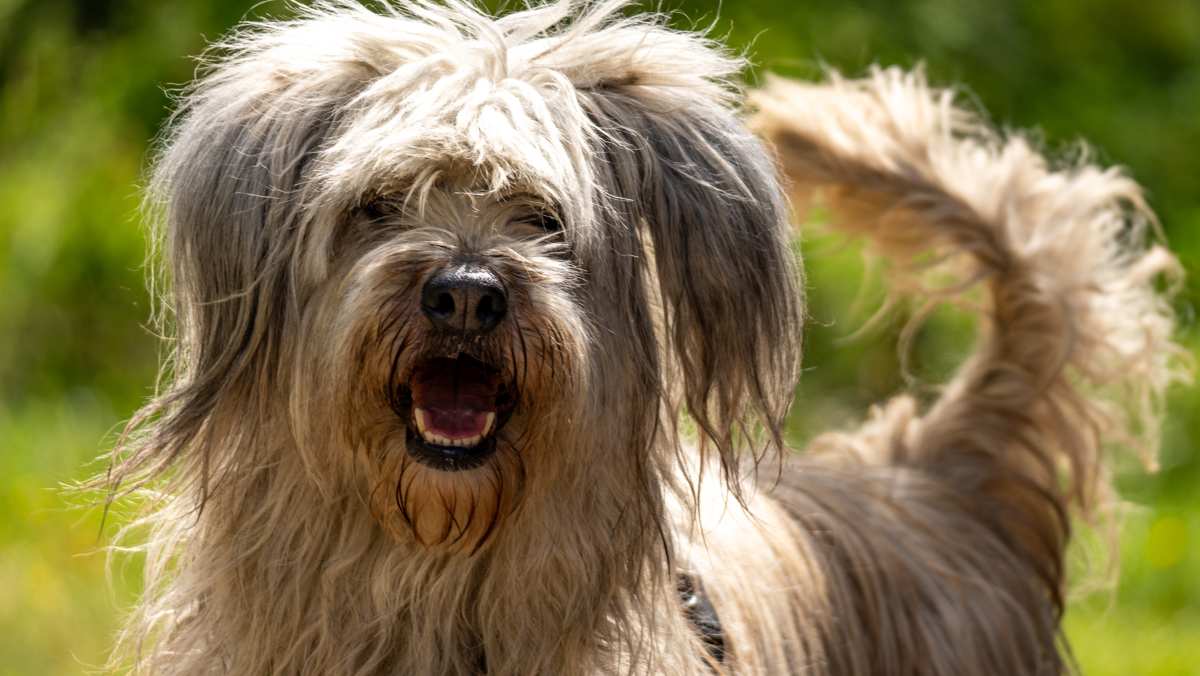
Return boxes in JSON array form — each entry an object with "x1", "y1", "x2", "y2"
[{"x1": 102, "y1": 2, "x2": 1186, "y2": 674}]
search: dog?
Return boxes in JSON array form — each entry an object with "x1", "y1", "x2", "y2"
[{"x1": 103, "y1": 1, "x2": 1187, "y2": 673}]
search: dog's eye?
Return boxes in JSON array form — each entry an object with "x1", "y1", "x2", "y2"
[
  {"x1": 357, "y1": 198, "x2": 395, "y2": 221},
  {"x1": 537, "y1": 212, "x2": 563, "y2": 232},
  {"x1": 517, "y1": 210, "x2": 563, "y2": 233}
]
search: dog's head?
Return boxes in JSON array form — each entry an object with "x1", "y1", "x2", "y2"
[{"x1": 141, "y1": 0, "x2": 802, "y2": 551}]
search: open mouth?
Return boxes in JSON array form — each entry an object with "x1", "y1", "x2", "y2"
[{"x1": 399, "y1": 355, "x2": 514, "y2": 471}]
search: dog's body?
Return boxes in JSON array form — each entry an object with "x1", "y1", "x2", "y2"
[{"x1": 105, "y1": 2, "x2": 1185, "y2": 674}]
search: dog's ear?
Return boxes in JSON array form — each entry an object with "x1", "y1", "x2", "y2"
[
  {"x1": 584, "y1": 88, "x2": 804, "y2": 482},
  {"x1": 112, "y1": 31, "x2": 364, "y2": 498}
]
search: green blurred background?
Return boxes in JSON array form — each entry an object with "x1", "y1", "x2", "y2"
[{"x1": 0, "y1": 0, "x2": 1196, "y2": 673}]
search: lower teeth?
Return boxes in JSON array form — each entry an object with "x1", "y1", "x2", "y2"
[
  {"x1": 413, "y1": 408, "x2": 496, "y2": 448},
  {"x1": 424, "y1": 434, "x2": 481, "y2": 448}
]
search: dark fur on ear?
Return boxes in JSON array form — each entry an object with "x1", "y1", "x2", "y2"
[
  {"x1": 584, "y1": 87, "x2": 804, "y2": 487},
  {"x1": 105, "y1": 37, "x2": 360, "y2": 505}
]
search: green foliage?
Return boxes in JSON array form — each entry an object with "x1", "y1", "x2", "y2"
[{"x1": 0, "y1": 1, "x2": 1196, "y2": 673}]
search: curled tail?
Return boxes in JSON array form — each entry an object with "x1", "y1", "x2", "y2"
[{"x1": 751, "y1": 67, "x2": 1187, "y2": 625}]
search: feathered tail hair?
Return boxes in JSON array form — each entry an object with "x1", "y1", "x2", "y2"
[{"x1": 752, "y1": 67, "x2": 1188, "y2": 619}]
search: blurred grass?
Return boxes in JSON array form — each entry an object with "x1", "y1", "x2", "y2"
[{"x1": 0, "y1": 0, "x2": 1197, "y2": 674}]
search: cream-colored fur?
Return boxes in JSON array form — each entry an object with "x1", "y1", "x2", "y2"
[{"x1": 102, "y1": 2, "x2": 1186, "y2": 674}]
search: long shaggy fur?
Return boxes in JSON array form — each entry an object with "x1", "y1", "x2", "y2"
[
  {"x1": 738, "y1": 68, "x2": 1189, "y2": 673},
  {"x1": 101, "y1": 2, "x2": 1185, "y2": 675}
]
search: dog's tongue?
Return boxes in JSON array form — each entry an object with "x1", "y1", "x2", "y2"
[{"x1": 410, "y1": 358, "x2": 500, "y2": 441}]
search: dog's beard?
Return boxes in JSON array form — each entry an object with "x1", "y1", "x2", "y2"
[
  {"x1": 292, "y1": 202, "x2": 589, "y2": 552},
  {"x1": 366, "y1": 336, "x2": 541, "y2": 551}
]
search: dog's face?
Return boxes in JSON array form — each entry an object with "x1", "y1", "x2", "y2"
[
  {"x1": 301, "y1": 186, "x2": 588, "y2": 547},
  {"x1": 147, "y1": 1, "x2": 802, "y2": 552}
]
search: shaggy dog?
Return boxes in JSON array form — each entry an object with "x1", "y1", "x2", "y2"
[{"x1": 104, "y1": 1, "x2": 1186, "y2": 673}]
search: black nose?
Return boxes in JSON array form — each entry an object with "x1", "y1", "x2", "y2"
[{"x1": 421, "y1": 263, "x2": 508, "y2": 334}]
